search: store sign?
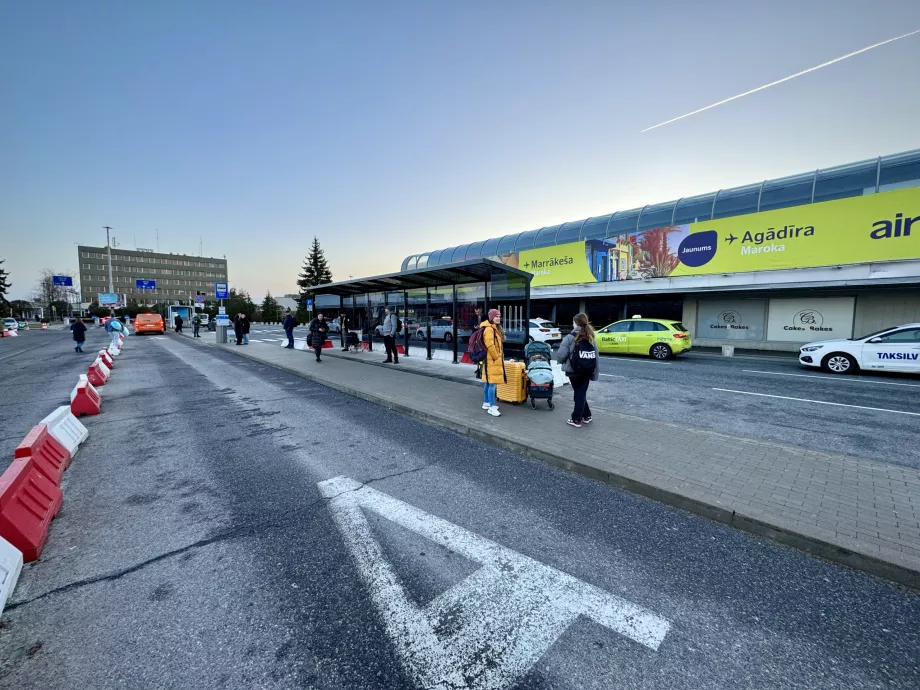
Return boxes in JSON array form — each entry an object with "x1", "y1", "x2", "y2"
[
  {"x1": 766, "y1": 297, "x2": 855, "y2": 342},
  {"x1": 697, "y1": 299, "x2": 766, "y2": 341},
  {"x1": 484, "y1": 187, "x2": 919, "y2": 287}
]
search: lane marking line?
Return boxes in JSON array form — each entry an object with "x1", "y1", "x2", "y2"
[
  {"x1": 713, "y1": 388, "x2": 920, "y2": 417},
  {"x1": 742, "y1": 369, "x2": 920, "y2": 388},
  {"x1": 319, "y1": 476, "x2": 669, "y2": 689}
]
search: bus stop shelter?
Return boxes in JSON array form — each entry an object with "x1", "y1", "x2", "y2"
[{"x1": 312, "y1": 259, "x2": 533, "y2": 362}]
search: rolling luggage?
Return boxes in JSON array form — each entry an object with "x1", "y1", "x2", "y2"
[{"x1": 496, "y1": 361, "x2": 527, "y2": 404}]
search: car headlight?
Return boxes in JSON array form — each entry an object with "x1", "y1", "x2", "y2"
[{"x1": 800, "y1": 345, "x2": 824, "y2": 352}]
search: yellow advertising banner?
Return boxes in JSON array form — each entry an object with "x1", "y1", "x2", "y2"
[{"x1": 500, "y1": 186, "x2": 920, "y2": 287}]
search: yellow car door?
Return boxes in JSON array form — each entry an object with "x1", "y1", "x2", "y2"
[
  {"x1": 597, "y1": 321, "x2": 629, "y2": 354},
  {"x1": 627, "y1": 320, "x2": 655, "y2": 355}
]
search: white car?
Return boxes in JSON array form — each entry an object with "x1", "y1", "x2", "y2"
[
  {"x1": 3, "y1": 317, "x2": 18, "y2": 332},
  {"x1": 528, "y1": 319, "x2": 562, "y2": 344},
  {"x1": 799, "y1": 323, "x2": 920, "y2": 375}
]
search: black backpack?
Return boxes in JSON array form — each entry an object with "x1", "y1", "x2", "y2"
[
  {"x1": 569, "y1": 337, "x2": 597, "y2": 375},
  {"x1": 395, "y1": 317, "x2": 402, "y2": 333}
]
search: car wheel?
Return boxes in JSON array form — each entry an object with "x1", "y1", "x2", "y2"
[
  {"x1": 822, "y1": 352, "x2": 857, "y2": 375},
  {"x1": 650, "y1": 343, "x2": 672, "y2": 360},
  {"x1": 443, "y1": 332, "x2": 452, "y2": 343},
  {"x1": 528, "y1": 335, "x2": 535, "y2": 343}
]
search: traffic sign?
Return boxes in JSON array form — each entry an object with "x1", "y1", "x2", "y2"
[
  {"x1": 215, "y1": 282, "x2": 229, "y2": 300},
  {"x1": 52, "y1": 275, "x2": 73, "y2": 287},
  {"x1": 306, "y1": 299, "x2": 313, "y2": 308},
  {"x1": 195, "y1": 295, "x2": 205, "y2": 304},
  {"x1": 136, "y1": 279, "x2": 156, "y2": 290}
]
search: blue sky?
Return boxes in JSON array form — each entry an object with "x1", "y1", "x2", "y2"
[{"x1": 2, "y1": 0, "x2": 918, "y2": 301}]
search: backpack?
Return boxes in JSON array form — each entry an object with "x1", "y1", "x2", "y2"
[
  {"x1": 569, "y1": 337, "x2": 597, "y2": 375},
  {"x1": 395, "y1": 317, "x2": 402, "y2": 333},
  {"x1": 467, "y1": 327, "x2": 487, "y2": 363}
]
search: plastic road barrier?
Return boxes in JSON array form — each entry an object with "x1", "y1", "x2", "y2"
[
  {"x1": 0, "y1": 535, "x2": 23, "y2": 616},
  {"x1": 40, "y1": 323, "x2": 48, "y2": 330},
  {"x1": 87, "y1": 358, "x2": 111, "y2": 387},
  {"x1": 107, "y1": 344, "x2": 121, "y2": 357},
  {"x1": 40, "y1": 406, "x2": 88, "y2": 456},
  {"x1": 0, "y1": 457, "x2": 63, "y2": 562},
  {"x1": 70, "y1": 377, "x2": 102, "y2": 417},
  {"x1": 14, "y1": 425, "x2": 71, "y2": 485},
  {"x1": 98, "y1": 349, "x2": 115, "y2": 369}
]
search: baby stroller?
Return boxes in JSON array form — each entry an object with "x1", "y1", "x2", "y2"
[
  {"x1": 345, "y1": 331, "x2": 362, "y2": 352},
  {"x1": 524, "y1": 341, "x2": 555, "y2": 410}
]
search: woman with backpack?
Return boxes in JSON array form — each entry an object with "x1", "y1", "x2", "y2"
[
  {"x1": 556, "y1": 312, "x2": 599, "y2": 428},
  {"x1": 480, "y1": 309, "x2": 506, "y2": 417}
]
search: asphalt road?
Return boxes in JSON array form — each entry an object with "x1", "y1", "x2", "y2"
[{"x1": 2, "y1": 329, "x2": 919, "y2": 689}]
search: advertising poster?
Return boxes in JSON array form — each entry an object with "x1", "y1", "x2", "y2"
[
  {"x1": 697, "y1": 300, "x2": 767, "y2": 341},
  {"x1": 98, "y1": 292, "x2": 119, "y2": 306},
  {"x1": 766, "y1": 297, "x2": 855, "y2": 342},
  {"x1": 485, "y1": 186, "x2": 919, "y2": 288}
]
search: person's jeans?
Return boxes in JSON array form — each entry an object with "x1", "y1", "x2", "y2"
[
  {"x1": 110, "y1": 332, "x2": 120, "y2": 348},
  {"x1": 314, "y1": 346, "x2": 323, "y2": 361},
  {"x1": 570, "y1": 376, "x2": 592, "y2": 423},
  {"x1": 285, "y1": 328, "x2": 294, "y2": 347},
  {"x1": 483, "y1": 383, "x2": 497, "y2": 407},
  {"x1": 193, "y1": 325, "x2": 200, "y2": 337},
  {"x1": 242, "y1": 334, "x2": 249, "y2": 344},
  {"x1": 75, "y1": 340, "x2": 84, "y2": 352},
  {"x1": 384, "y1": 335, "x2": 398, "y2": 361}
]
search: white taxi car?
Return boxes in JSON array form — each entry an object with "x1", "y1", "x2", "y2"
[{"x1": 799, "y1": 323, "x2": 920, "y2": 375}]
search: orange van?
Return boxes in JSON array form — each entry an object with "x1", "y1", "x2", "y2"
[{"x1": 134, "y1": 313, "x2": 165, "y2": 335}]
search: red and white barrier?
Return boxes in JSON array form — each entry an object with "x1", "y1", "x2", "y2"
[
  {"x1": 107, "y1": 343, "x2": 121, "y2": 356},
  {"x1": 98, "y1": 349, "x2": 115, "y2": 369},
  {"x1": 40, "y1": 406, "x2": 89, "y2": 456},
  {"x1": 87, "y1": 358, "x2": 110, "y2": 387},
  {"x1": 70, "y1": 377, "x2": 102, "y2": 417},
  {"x1": 40, "y1": 323, "x2": 48, "y2": 330},
  {"x1": 0, "y1": 457, "x2": 63, "y2": 562},
  {"x1": 14, "y1": 425, "x2": 71, "y2": 486},
  {"x1": 0, "y1": 535, "x2": 22, "y2": 615}
]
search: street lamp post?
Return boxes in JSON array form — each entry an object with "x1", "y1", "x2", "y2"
[{"x1": 104, "y1": 226, "x2": 114, "y2": 295}]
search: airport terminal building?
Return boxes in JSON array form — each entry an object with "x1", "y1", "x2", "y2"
[{"x1": 400, "y1": 149, "x2": 920, "y2": 351}]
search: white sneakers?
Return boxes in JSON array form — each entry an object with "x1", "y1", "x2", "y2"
[
  {"x1": 487, "y1": 406, "x2": 501, "y2": 417},
  {"x1": 482, "y1": 403, "x2": 491, "y2": 410}
]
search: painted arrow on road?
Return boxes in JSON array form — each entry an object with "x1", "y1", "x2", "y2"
[{"x1": 318, "y1": 476, "x2": 670, "y2": 689}]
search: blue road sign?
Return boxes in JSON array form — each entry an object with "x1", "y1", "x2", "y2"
[
  {"x1": 52, "y1": 275, "x2": 73, "y2": 287},
  {"x1": 306, "y1": 299, "x2": 313, "y2": 308},
  {"x1": 136, "y1": 279, "x2": 156, "y2": 290},
  {"x1": 215, "y1": 282, "x2": 229, "y2": 300}
]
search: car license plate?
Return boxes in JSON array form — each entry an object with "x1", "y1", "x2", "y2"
[{"x1": 552, "y1": 332, "x2": 559, "y2": 338}]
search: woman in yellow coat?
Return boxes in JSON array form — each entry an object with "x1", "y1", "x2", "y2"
[{"x1": 481, "y1": 309, "x2": 506, "y2": 417}]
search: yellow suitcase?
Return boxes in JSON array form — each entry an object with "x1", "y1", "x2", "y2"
[{"x1": 497, "y1": 361, "x2": 527, "y2": 403}]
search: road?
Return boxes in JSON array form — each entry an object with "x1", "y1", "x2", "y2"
[{"x1": 1, "y1": 328, "x2": 918, "y2": 689}]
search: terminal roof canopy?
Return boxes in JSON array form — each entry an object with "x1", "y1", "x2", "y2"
[{"x1": 312, "y1": 259, "x2": 532, "y2": 296}]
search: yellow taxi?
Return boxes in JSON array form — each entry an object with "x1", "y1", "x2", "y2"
[{"x1": 596, "y1": 316, "x2": 691, "y2": 360}]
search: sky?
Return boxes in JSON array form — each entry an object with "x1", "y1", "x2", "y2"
[{"x1": 1, "y1": 0, "x2": 918, "y2": 301}]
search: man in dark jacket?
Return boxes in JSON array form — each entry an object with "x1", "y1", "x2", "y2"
[
  {"x1": 233, "y1": 313, "x2": 244, "y2": 345},
  {"x1": 468, "y1": 306, "x2": 483, "y2": 334},
  {"x1": 309, "y1": 313, "x2": 327, "y2": 362},
  {"x1": 71, "y1": 319, "x2": 88, "y2": 353},
  {"x1": 174, "y1": 314, "x2": 183, "y2": 334},
  {"x1": 282, "y1": 309, "x2": 297, "y2": 349}
]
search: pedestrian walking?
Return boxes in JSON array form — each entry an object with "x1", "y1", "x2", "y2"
[
  {"x1": 241, "y1": 314, "x2": 251, "y2": 344},
  {"x1": 481, "y1": 309, "x2": 506, "y2": 417},
  {"x1": 233, "y1": 313, "x2": 244, "y2": 345},
  {"x1": 192, "y1": 314, "x2": 202, "y2": 338},
  {"x1": 174, "y1": 313, "x2": 184, "y2": 333},
  {"x1": 282, "y1": 309, "x2": 297, "y2": 348},
  {"x1": 71, "y1": 318, "x2": 87, "y2": 353},
  {"x1": 309, "y1": 312, "x2": 328, "y2": 361},
  {"x1": 556, "y1": 312, "x2": 599, "y2": 428},
  {"x1": 381, "y1": 307, "x2": 399, "y2": 363},
  {"x1": 104, "y1": 315, "x2": 123, "y2": 348}
]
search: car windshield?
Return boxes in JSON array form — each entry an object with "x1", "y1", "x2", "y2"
[{"x1": 851, "y1": 327, "x2": 898, "y2": 340}]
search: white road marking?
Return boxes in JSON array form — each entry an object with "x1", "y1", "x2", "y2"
[
  {"x1": 713, "y1": 388, "x2": 920, "y2": 417},
  {"x1": 318, "y1": 476, "x2": 669, "y2": 690},
  {"x1": 742, "y1": 369, "x2": 920, "y2": 388},
  {"x1": 598, "y1": 373, "x2": 626, "y2": 379}
]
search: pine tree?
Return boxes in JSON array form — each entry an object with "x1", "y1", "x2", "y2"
[
  {"x1": 0, "y1": 259, "x2": 11, "y2": 308},
  {"x1": 261, "y1": 292, "x2": 281, "y2": 323},
  {"x1": 296, "y1": 237, "x2": 333, "y2": 320}
]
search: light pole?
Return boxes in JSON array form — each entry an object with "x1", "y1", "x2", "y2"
[{"x1": 103, "y1": 226, "x2": 114, "y2": 295}]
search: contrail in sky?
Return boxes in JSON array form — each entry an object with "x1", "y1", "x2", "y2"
[{"x1": 641, "y1": 29, "x2": 920, "y2": 133}]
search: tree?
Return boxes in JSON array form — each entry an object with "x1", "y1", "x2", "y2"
[
  {"x1": 296, "y1": 237, "x2": 333, "y2": 321},
  {"x1": 261, "y1": 292, "x2": 282, "y2": 323},
  {"x1": 225, "y1": 288, "x2": 257, "y2": 321},
  {"x1": 9, "y1": 300, "x2": 32, "y2": 317},
  {"x1": 0, "y1": 259, "x2": 10, "y2": 308},
  {"x1": 32, "y1": 269, "x2": 77, "y2": 319}
]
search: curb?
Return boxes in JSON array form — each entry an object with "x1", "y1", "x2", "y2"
[{"x1": 206, "y1": 339, "x2": 920, "y2": 590}]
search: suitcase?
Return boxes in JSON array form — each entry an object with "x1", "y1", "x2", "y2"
[{"x1": 496, "y1": 361, "x2": 527, "y2": 403}]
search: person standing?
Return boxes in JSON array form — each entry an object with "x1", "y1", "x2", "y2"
[
  {"x1": 556, "y1": 312, "x2": 599, "y2": 428},
  {"x1": 174, "y1": 313, "x2": 184, "y2": 334},
  {"x1": 192, "y1": 313, "x2": 202, "y2": 338},
  {"x1": 381, "y1": 307, "x2": 399, "y2": 364},
  {"x1": 233, "y1": 313, "x2": 244, "y2": 345},
  {"x1": 282, "y1": 309, "x2": 297, "y2": 348},
  {"x1": 338, "y1": 312, "x2": 349, "y2": 351},
  {"x1": 71, "y1": 318, "x2": 87, "y2": 353},
  {"x1": 241, "y1": 314, "x2": 251, "y2": 344},
  {"x1": 481, "y1": 309, "x2": 506, "y2": 417},
  {"x1": 309, "y1": 312, "x2": 328, "y2": 362},
  {"x1": 468, "y1": 306, "x2": 483, "y2": 378}
]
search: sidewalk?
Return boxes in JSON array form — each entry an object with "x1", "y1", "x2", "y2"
[{"x1": 180, "y1": 332, "x2": 920, "y2": 588}]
